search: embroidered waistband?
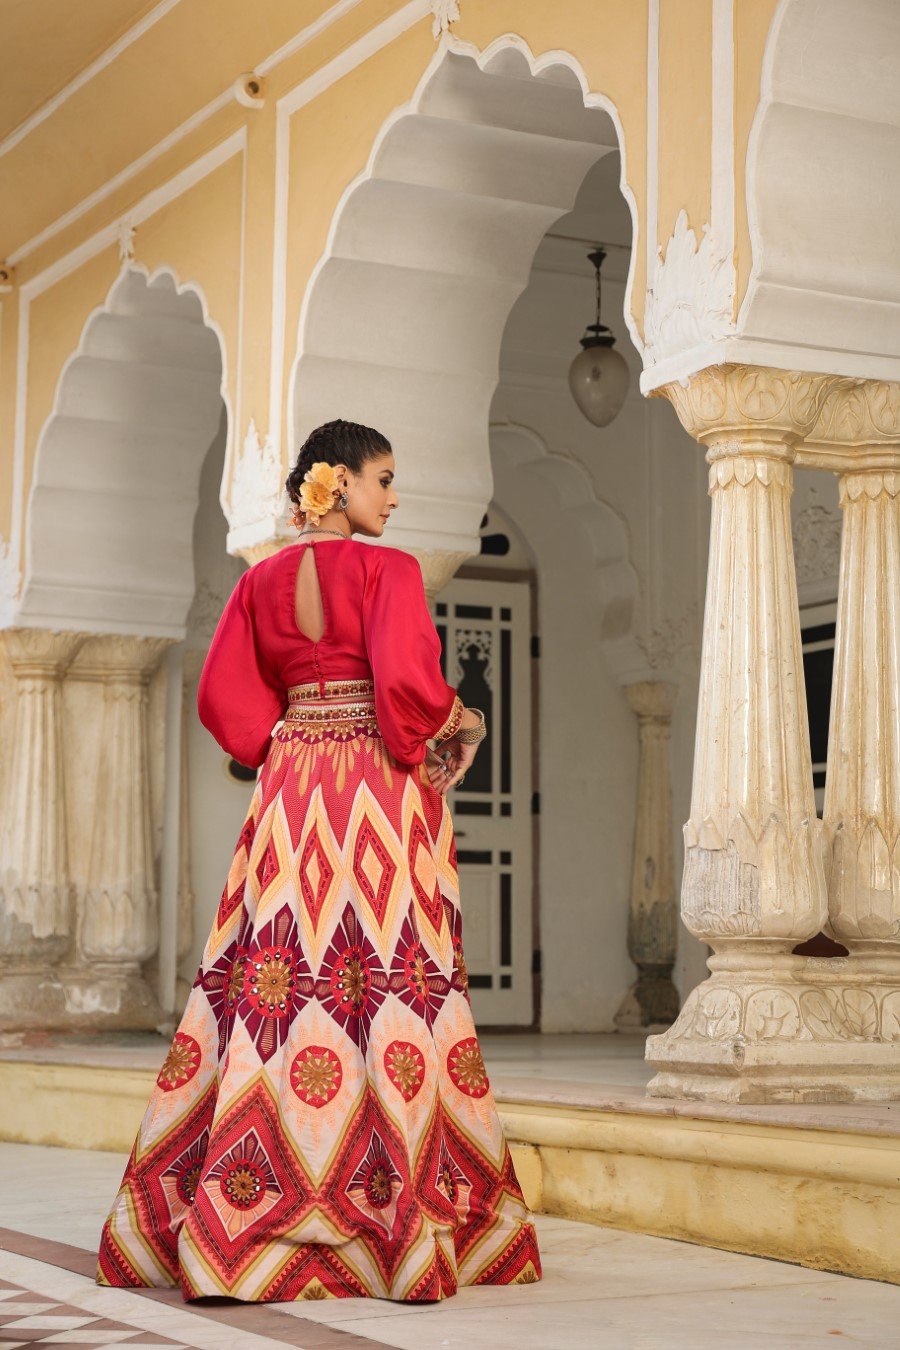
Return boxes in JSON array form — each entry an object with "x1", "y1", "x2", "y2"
[
  {"x1": 283, "y1": 678, "x2": 378, "y2": 732},
  {"x1": 286, "y1": 678, "x2": 375, "y2": 703}
]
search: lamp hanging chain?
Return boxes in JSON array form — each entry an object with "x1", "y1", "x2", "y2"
[
  {"x1": 588, "y1": 246, "x2": 606, "y2": 329},
  {"x1": 580, "y1": 246, "x2": 613, "y2": 349},
  {"x1": 595, "y1": 252, "x2": 602, "y2": 328}
]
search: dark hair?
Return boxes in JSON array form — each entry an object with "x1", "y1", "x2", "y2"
[{"x1": 285, "y1": 419, "x2": 391, "y2": 506}]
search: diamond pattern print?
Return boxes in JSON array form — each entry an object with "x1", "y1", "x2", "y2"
[
  {"x1": 408, "y1": 811, "x2": 445, "y2": 935},
  {"x1": 97, "y1": 716, "x2": 541, "y2": 1302},
  {"x1": 352, "y1": 812, "x2": 398, "y2": 928},
  {"x1": 298, "y1": 818, "x2": 335, "y2": 933}
]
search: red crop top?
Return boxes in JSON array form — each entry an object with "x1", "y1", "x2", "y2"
[{"x1": 196, "y1": 539, "x2": 462, "y2": 770}]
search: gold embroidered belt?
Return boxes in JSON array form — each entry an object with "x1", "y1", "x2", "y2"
[{"x1": 283, "y1": 678, "x2": 380, "y2": 736}]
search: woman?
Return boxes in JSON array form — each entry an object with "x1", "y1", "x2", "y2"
[{"x1": 96, "y1": 418, "x2": 542, "y2": 1303}]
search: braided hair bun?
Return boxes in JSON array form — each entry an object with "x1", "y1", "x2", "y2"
[{"x1": 285, "y1": 419, "x2": 391, "y2": 517}]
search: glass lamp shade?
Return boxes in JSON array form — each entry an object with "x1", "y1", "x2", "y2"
[{"x1": 568, "y1": 339, "x2": 631, "y2": 427}]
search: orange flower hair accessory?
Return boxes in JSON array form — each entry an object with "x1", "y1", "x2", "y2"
[{"x1": 296, "y1": 460, "x2": 340, "y2": 524}]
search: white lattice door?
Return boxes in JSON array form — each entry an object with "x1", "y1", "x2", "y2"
[{"x1": 430, "y1": 576, "x2": 533, "y2": 1025}]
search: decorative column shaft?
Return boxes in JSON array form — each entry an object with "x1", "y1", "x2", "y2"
[
  {"x1": 645, "y1": 364, "x2": 845, "y2": 1102},
  {"x1": 62, "y1": 634, "x2": 173, "y2": 1028},
  {"x1": 814, "y1": 380, "x2": 900, "y2": 1070},
  {"x1": 826, "y1": 470, "x2": 900, "y2": 953},
  {"x1": 615, "y1": 681, "x2": 679, "y2": 1032},
  {"x1": 0, "y1": 628, "x2": 84, "y2": 1028}
]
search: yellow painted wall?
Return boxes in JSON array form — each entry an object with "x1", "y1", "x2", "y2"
[{"x1": 657, "y1": 0, "x2": 713, "y2": 248}]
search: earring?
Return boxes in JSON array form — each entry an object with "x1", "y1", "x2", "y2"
[{"x1": 337, "y1": 490, "x2": 349, "y2": 510}]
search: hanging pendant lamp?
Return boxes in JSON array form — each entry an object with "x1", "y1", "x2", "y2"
[{"x1": 568, "y1": 246, "x2": 630, "y2": 427}]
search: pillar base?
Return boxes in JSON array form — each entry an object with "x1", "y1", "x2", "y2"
[
  {"x1": 58, "y1": 964, "x2": 162, "y2": 1031},
  {"x1": 646, "y1": 958, "x2": 900, "y2": 1103},
  {"x1": 614, "y1": 966, "x2": 680, "y2": 1034},
  {"x1": 0, "y1": 968, "x2": 162, "y2": 1032},
  {"x1": 0, "y1": 969, "x2": 72, "y2": 1032}
]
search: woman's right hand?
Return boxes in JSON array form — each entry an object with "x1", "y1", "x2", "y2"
[{"x1": 425, "y1": 735, "x2": 478, "y2": 795}]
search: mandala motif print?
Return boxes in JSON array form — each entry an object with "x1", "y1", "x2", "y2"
[{"x1": 97, "y1": 723, "x2": 542, "y2": 1301}]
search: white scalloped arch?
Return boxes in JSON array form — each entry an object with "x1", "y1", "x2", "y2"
[
  {"x1": 17, "y1": 265, "x2": 231, "y2": 637},
  {"x1": 739, "y1": 0, "x2": 900, "y2": 378},
  {"x1": 289, "y1": 34, "x2": 640, "y2": 559}
]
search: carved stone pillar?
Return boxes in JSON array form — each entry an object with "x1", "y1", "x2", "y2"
[
  {"x1": 0, "y1": 628, "x2": 84, "y2": 1028},
  {"x1": 62, "y1": 634, "x2": 173, "y2": 1028},
  {"x1": 615, "y1": 681, "x2": 679, "y2": 1032},
  {"x1": 813, "y1": 382, "x2": 900, "y2": 1085},
  {"x1": 645, "y1": 364, "x2": 845, "y2": 1102}
]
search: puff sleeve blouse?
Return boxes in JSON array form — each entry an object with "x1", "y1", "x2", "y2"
[
  {"x1": 196, "y1": 541, "x2": 463, "y2": 772},
  {"x1": 196, "y1": 568, "x2": 287, "y2": 771},
  {"x1": 362, "y1": 547, "x2": 462, "y2": 766}
]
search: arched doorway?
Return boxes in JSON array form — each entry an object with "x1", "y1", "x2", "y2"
[
  {"x1": 284, "y1": 37, "x2": 702, "y2": 1033},
  {"x1": 0, "y1": 266, "x2": 233, "y2": 1029}
]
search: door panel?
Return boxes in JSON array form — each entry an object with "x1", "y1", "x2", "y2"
[{"x1": 431, "y1": 577, "x2": 533, "y2": 1025}]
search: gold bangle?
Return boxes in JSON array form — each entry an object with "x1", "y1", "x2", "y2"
[{"x1": 454, "y1": 708, "x2": 486, "y2": 744}]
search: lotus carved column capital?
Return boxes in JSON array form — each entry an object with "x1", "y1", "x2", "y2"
[
  {"x1": 69, "y1": 633, "x2": 174, "y2": 683},
  {"x1": 804, "y1": 378, "x2": 900, "y2": 467},
  {"x1": 1, "y1": 626, "x2": 85, "y2": 676},
  {"x1": 653, "y1": 363, "x2": 852, "y2": 455}
]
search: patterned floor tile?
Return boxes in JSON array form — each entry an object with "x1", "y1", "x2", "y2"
[
  {"x1": 0, "y1": 1276, "x2": 189, "y2": 1347},
  {"x1": 0, "y1": 1303, "x2": 65, "y2": 1316},
  {"x1": 35, "y1": 1333, "x2": 186, "y2": 1344},
  {"x1": 0, "y1": 1323, "x2": 96, "y2": 1333}
]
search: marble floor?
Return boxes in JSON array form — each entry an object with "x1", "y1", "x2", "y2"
[{"x1": 1, "y1": 1141, "x2": 899, "y2": 1349}]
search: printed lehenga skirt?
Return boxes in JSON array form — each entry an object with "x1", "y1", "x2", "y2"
[{"x1": 97, "y1": 678, "x2": 541, "y2": 1303}]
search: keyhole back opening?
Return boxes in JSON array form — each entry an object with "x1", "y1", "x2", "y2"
[{"x1": 294, "y1": 545, "x2": 325, "y2": 643}]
